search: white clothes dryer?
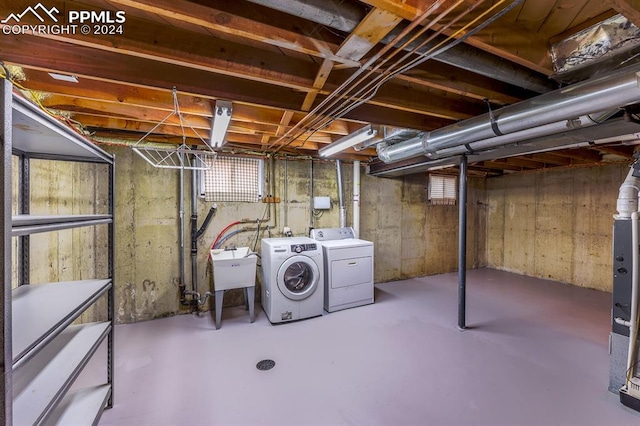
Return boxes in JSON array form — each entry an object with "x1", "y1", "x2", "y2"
[
  {"x1": 310, "y1": 227, "x2": 374, "y2": 312},
  {"x1": 261, "y1": 237, "x2": 324, "y2": 323}
]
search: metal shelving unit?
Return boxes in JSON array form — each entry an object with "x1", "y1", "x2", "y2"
[{"x1": 1, "y1": 79, "x2": 115, "y2": 425}]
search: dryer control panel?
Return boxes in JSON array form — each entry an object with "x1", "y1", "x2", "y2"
[{"x1": 310, "y1": 227, "x2": 355, "y2": 241}]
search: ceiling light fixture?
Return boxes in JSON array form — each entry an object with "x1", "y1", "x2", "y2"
[
  {"x1": 48, "y1": 72, "x2": 78, "y2": 83},
  {"x1": 319, "y1": 125, "x2": 378, "y2": 157},
  {"x1": 210, "y1": 100, "x2": 233, "y2": 148}
]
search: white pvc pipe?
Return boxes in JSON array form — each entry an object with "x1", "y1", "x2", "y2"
[
  {"x1": 617, "y1": 168, "x2": 640, "y2": 219},
  {"x1": 628, "y1": 210, "x2": 640, "y2": 383},
  {"x1": 616, "y1": 317, "x2": 632, "y2": 327},
  {"x1": 353, "y1": 161, "x2": 360, "y2": 238}
]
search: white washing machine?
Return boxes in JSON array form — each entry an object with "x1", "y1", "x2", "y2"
[
  {"x1": 310, "y1": 227, "x2": 374, "y2": 312},
  {"x1": 261, "y1": 237, "x2": 324, "y2": 323}
]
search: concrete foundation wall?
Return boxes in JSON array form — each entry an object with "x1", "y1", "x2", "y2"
[
  {"x1": 109, "y1": 148, "x2": 486, "y2": 323},
  {"x1": 20, "y1": 142, "x2": 625, "y2": 322},
  {"x1": 11, "y1": 157, "x2": 110, "y2": 322},
  {"x1": 486, "y1": 163, "x2": 627, "y2": 292}
]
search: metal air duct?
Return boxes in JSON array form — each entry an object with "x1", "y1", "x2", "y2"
[{"x1": 377, "y1": 62, "x2": 640, "y2": 164}]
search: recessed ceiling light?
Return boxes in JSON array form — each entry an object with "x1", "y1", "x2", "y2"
[{"x1": 48, "y1": 72, "x2": 79, "y2": 83}]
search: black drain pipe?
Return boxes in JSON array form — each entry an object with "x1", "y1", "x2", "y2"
[
  {"x1": 180, "y1": 167, "x2": 216, "y2": 308},
  {"x1": 458, "y1": 156, "x2": 468, "y2": 330}
]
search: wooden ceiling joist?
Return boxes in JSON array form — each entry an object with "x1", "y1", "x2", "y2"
[{"x1": 108, "y1": 0, "x2": 359, "y2": 66}]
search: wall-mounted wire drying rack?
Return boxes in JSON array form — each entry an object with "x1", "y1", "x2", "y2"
[{"x1": 132, "y1": 87, "x2": 217, "y2": 170}]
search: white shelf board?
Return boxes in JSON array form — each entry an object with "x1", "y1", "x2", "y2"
[
  {"x1": 12, "y1": 93, "x2": 113, "y2": 163},
  {"x1": 43, "y1": 384, "x2": 111, "y2": 426},
  {"x1": 12, "y1": 279, "x2": 112, "y2": 366},
  {"x1": 12, "y1": 322, "x2": 111, "y2": 426}
]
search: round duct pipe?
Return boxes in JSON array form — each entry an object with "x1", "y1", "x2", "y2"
[{"x1": 377, "y1": 63, "x2": 640, "y2": 164}]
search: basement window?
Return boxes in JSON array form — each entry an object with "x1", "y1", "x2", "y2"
[
  {"x1": 428, "y1": 174, "x2": 456, "y2": 205},
  {"x1": 203, "y1": 156, "x2": 264, "y2": 202}
]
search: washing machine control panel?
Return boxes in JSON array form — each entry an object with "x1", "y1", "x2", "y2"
[{"x1": 291, "y1": 243, "x2": 317, "y2": 253}]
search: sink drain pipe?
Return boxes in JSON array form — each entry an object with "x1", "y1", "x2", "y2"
[{"x1": 179, "y1": 167, "x2": 216, "y2": 308}]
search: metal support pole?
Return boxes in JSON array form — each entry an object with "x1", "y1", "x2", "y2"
[{"x1": 458, "y1": 155, "x2": 468, "y2": 330}]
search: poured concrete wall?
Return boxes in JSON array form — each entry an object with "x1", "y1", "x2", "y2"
[
  {"x1": 11, "y1": 157, "x2": 110, "y2": 322},
  {"x1": 19, "y1": 145, "x2": 485, "y2": 323},
  {"x1": 486, "y1": 163, "x2": 627, "y2": 292},
  {"x1": 22, "y1": 147, "x2": 624, "y2": 320},
  {"x1": 361, "y1": 172, "x2": 486, "y2": 282},
  {"x1": 108, "y1": 148, "x2": 486, "y2": 323}
]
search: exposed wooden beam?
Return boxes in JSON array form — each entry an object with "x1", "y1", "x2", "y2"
[
  {"x1": 550, "y1": 10, "x2": 619, "y2": 44},
  {"x1": 466, "y1": 164, "x2": 504, "y2": 176},
  {"x1": 1, "y1": 35, "x2": 308, "y2": 111},
  {"x1": 551, "y1": 149, "x2": 603, "y2": 163},
  {"x1": 603, "y1": 0, "x2": 640, "y2": 27},
  {"x1": 336, "y1": 8, "x2": 403, "y2": 61},
  {"x1": 430, "y1": 4, "x2": 553, "y2": 74},
  {"x1": 275, "y1": 111, "x2": 295, "y2": 137},
  {"x1": 526, "y1": 153, "x2": 572, "y2": 166},
  {"x1": 18, "y1": 68, "x2": 214, "y2": 116},
  {"x1": 359, "y1": 0, "x2": 450, "y2": 21},
  {"x1": 302, "y1": 7, "x2": 402, "y2": 116},
  {"x1": 108, "y1": 0, "x2": 359, "y2": 66},
  {"x1": 1, "y1": 13, "x2": 319, "y2": 92},
  {"x1": 41, "y1": 95, "x2": 212, "y2": 129},
  {"x1": 3, "y1": 36, "x2": 451, "y2": 130},
  {"x1": 495, "y1": 157, "x2": 546, "y2": 169},
  {"x1": 366, "y1": 81, "x2": 487, "y2": 120},
  {"x1": 595, "y1": 144, "x2": 636, "y2": 158},
  {"x1": 20, "y1": 71, "x2": 353, "y2": 135},
  {"x1": 478, "y1": 160, "x2": 524, "y2": 172},
  {"x1": 397, "y1": 63, "x2": 528, "y2": 105},
  {"x1": 301, "y1": 59, "x2": 335, "y2": 112}
]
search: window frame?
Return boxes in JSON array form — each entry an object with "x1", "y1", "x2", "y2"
[
  {"x1": 428, "y1": 174, "x2": 457, "y2": 205},
  {"x1": 200, "y1": 155, "x2": 264, "y2": 202}
]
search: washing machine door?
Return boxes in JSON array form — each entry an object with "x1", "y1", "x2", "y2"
[{"x1": 276, "y1": 255, "x2": 320, "y2": 301}]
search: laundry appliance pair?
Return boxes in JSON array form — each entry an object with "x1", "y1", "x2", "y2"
[{"x1": 261, "y1": 228, "x2": 374, "y2": 324}]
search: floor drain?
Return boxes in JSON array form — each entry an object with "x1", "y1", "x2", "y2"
[{"x1": 256, "y1": 359, "x2": 275, "y2": 371}]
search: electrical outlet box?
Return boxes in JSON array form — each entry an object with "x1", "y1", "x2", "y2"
[{"x1": 314, "y1": 196, "x2": 331, "y2": 210}]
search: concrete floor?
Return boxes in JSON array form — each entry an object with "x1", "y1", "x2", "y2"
[{"x1": 91, "y1": 268, "x2": 640, "y2": 425}]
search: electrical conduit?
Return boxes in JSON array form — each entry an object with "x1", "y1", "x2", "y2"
[
  {"x1": 336, "y1": 160, "x2": 346, "y2": 228},
  {"x1": 353, "y1": 160, "x2": 360, "y2": 238}
]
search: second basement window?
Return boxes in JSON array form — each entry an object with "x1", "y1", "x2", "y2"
[
  {"x1": 203, "y1": 156, "x2": 264, "y2": 202},
  {"x1": 428, "y1": 174, "x2": 457, "y2": 205}
]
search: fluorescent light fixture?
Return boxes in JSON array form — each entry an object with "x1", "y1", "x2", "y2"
[
  {"x1": 210, "y1": 100, "x2": 233, "y2": 148},
  {"x1": 48, "y1": 72, "x2": 78, "y2": 83},
  {"x1": 319, "y1": 125, "x2": 378, "y2": 157}
]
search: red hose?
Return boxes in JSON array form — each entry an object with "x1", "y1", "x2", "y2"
[{"x1": 208, "y1": 221, "x2": 243, "y2": 260}]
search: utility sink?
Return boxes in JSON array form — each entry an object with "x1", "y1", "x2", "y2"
[
  {"x1": 210, "y1": 247, "x2": 257, "y2": 291},
  {"x1": 210, "y1": 247, "x2": 258, "y2": 329}
]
